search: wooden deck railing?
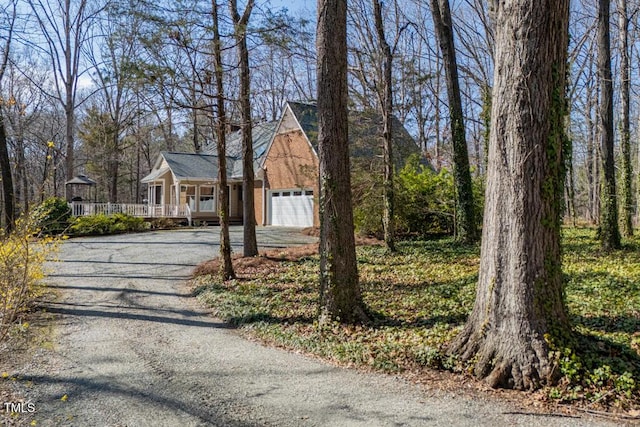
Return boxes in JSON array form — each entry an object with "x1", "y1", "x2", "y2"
[{"x1": 70, "y1": 202, "x2": 192, "y2": 223}]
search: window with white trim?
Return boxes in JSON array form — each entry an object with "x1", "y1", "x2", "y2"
[
  {"x1": 200, "y1": 186, "x2": 215, "y2": 212},
  {"x1": 180, "y1": 185, "x2": 196, "y2": 211}
]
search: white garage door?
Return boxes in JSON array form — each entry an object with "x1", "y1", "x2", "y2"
[{"x1": 271, "y1": 190, "x2": 314, "y2": 227}]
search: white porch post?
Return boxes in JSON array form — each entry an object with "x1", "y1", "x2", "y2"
[{"x1": 176, "y1": 180, "x2": 180, "y2": 217}]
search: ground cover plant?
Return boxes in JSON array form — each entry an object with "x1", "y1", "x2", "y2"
[{"x1": 192, "y1": 228, "x2": 640, "y2": 416}]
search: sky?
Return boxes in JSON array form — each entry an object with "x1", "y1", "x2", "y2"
[{"x1": 263, "y1": 0, "x2": 316, "y2": 16}]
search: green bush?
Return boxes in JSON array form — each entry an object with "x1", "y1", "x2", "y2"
[
  {"x1": 352, "y1": 154, "x2": 484, "y2": 238},
  {"x1": 31, "y1": 197, "x2": 72, "y2": 235},
  {"x1": 395, "y1": 157, "x2": 457, "y2": 235},
  {"x1": 352, "y1": 168, "x2": 385, "y2": 237},
  {"x1": 69, "y1": 213, "x2": 149, "y2": 236}
]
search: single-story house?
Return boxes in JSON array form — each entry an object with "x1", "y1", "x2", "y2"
[{"x1": 141, "y1": 101, "x2": 419, "y2": 227}]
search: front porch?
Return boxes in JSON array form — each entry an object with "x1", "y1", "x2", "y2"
[
  {"x1": 69, "y1": 202, "x2": 244, "y2": 226},
  {"x1": 70, "y1": 202, "x2": 192, "y2": 222}
]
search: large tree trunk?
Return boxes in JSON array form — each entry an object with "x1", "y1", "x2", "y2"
[
  {"x1": 372, "y1": 0, "x2": 395, "y2": 252},
  {"x1": 64, "y1": 0, "x2": 75, "y2": 201},
  {"x1": 230, "y1": 0, "x2": 258, "y2": 258},
  {"x1": 434, "y1": 56, "x2": 442, "y2": 169},
  {"x1": 431, "y1": 0, "x2": 477, "y2": 243},
  {"x1": 0, "y1": 114, "x2": 15, "y2": 233},
  {"x1": 211, "y1": 0, "x2": 235, "y2": 280},
  {"x1": 618, "y1": 0, "x2": 633, "y2": 237},
  {"x1": 0, "y1": 9, "x2": 15, "y2": 228},
  {"x1": 316, "y1": 0, "x2": 366, "y2": 324},
  {"x1": 449, "y1": 0, "x2": 571, "y2": 390},
  {"x1": 598, "y1": 0, "x2": 621, "y2": 249},
  {"x1": 585, "y1": 79, "x2": 597, "y2": 224}
]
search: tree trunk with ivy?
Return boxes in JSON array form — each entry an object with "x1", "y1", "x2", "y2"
[
  {"x1": 448, "y1": 0, "x2": 571, "y2": 390},
  {"x1": 618, "y1": 0, "x2": 633, "y2": 238},
  {"x1": 598, "y1": 0, "x2": 621, "y2": 250},
  {"x1": 317, "y1": 0, "x2": 366, "y2": 324},
  {"x1": 431, "y1": 0, "x2": 477, "y2": 244},
  {"x1": 211, "y1": 0, "x2": 234, "y2": 280}
]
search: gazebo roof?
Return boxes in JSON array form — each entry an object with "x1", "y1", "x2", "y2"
[{"x1": 65, "y1": 174, "x2": 97, "y2": 186}]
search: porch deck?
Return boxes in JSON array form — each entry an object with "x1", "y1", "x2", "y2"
[{"x1": 70, "y1": 202, "x2": 192, "y2": 223}]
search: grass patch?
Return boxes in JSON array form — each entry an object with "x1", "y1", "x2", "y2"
[{"x1": 192, "y1": 229, "x2": 640, "y2": 413}]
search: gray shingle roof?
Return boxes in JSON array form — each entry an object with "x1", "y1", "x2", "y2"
[
  {"x1": 156, "y1": 120, "x2": 279, "y2": 181},
  {"x1": 145, "y1": 152, "x2": 242, "y2": 181},
  {"x1": 203, "y1": 121, "x2": 278, "y2": 166},
  {"x1": 287, "y1": 102, "x2": 319, "y2": 147},
  {"x1": 286, "y1": 102, "x2": 419, "y2": 168},
  {"x1": 66, "y1": 174, "x2": 97, "y2": 186},
  {"x1": 162, "y1": 153, "x2": 220, "y2": 180}
]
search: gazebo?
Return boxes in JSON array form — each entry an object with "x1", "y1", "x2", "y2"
[{"x1": 65, "y1": 174, "x2": 97, "y2": 203}]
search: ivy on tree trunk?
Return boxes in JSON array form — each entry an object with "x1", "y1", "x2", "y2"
[
  {"x1": 618, "y1": 0, "x2": 633, "y2": 238},
  {"x1": 431, "y1": 0, "x2": 477, "y2": 244},
  {"x1": 449, "y1": 0, "x2": 571, "y2": 390},
  {"x1": 597, "y1": 0, "x2": 621, "y2": 250}
]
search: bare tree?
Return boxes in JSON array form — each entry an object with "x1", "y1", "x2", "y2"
[
  {"x1": 211, "y1": 0, "x2": 235, "y2": 280},
  {"x1": 0, "y1": 0, "x2": 16, "y2": 232},
  {"x1": 597, "y1": 0, "x2": 621, "y2": 249},
  {"x1": 430, "y1": 0, "x2": 477, "y2": 243},
  {"x1": 229, "y1": 0, "x2": 258, "y2": 257},
  {"x1": 371, "y1": 0, "x2": 397, "y2": 251},
  {"x1": 27, "y1": 0, "x2": 104, "y2": 200},
  {"x1": 449, "y1": 0, "x2": 571, "y2": 389},
  {"x1": 317, "y1": 0, "x2": 366, "y2": 324},
  {"x1": 83, "y1": 1, "x2": 141, "y2": 202}
]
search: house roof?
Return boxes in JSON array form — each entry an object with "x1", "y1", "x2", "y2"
[
  {"x1": 140, "y1": 167, "x2": 171, "y2": 183},
  {"x1": 143, "y1": 121, "x2": 280, "y2": 184},
  {"x1": 285, "y1": 101, "x2": 419, "y2": 168},
  {"x1": 65, "y1": 174, "x2": 97, "y2": 186},
  {"x1": 141, "y1": 152, "x2": 241, "y2": 183},
  {"x1": 287, "y1": 102, "x2": 319, "y2": 145},
  {"x1": 203, "y1": 120, "x2": 278, "y2": 166},
  {"x1": 163, "y1": 153, "x2": 220, "y2": 180}
]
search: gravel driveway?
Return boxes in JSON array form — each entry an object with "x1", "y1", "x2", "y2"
[{"x1": 7, "y1": 227, "x2": 623, "y2": 426}]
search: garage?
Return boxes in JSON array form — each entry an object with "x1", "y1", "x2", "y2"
[{"x1": 270, "y1": 189, "x2": 314, "y2": 227}]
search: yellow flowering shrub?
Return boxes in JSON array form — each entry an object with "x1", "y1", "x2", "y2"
[{"x1": 0, "y1": 218, "x2": 58, "y2": 343}]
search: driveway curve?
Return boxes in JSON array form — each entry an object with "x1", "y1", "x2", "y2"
[{"x1": 11, "y1": 227, "x2": 620, "y2": 426}]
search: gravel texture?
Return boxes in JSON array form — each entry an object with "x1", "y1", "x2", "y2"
[{"x1": 4, "y1": 227, "x2": 627, "y2": 426}]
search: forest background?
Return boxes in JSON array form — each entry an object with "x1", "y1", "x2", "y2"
[{"x1": 0, "y1": 0, "x2": 636, "y2": 234}]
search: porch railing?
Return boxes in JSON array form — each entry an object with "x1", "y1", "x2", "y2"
[{"x1": 70, "y1": 202, "x2": 191, "y2": 224}]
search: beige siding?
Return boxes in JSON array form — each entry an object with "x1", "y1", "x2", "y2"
[
  {"x1": 264, "y1": 130, "x2": 317, "y2": 189},
  {"x1": 263, "y1": 129, "x2": 319, "y2": 226},
  {"x1": 278, "y1": 107, "x2": 302, "y2": 134},
  {"x1": 253, "y1": 181, "x2": 264, "y2": 225}
]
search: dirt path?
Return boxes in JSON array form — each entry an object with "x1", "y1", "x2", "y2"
[{"x1": 4, "y1": 228, "x2": 623, "y2": 426}]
